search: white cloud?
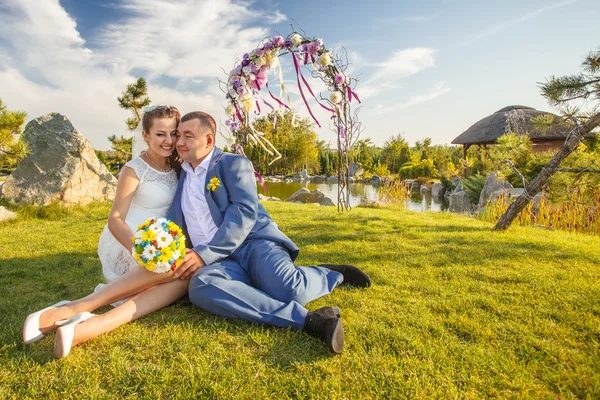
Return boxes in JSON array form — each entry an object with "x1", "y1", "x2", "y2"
[
  {"x1": 460, "y1": 0, "x2": 576, "y2": 46},
  {"x1": 0, "y1": 0, "x2": 286, "y2": 149},
  {"x1": 365, "y1": 48, "x2": 436, "y2": 85},
  {"x1": 372, "y1": 82, "x2": 452, "y2": 115}
]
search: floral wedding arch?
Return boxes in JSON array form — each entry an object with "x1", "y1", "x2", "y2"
[{"x1": 221, "y1": 29, "x2": 363, "y2": 211}]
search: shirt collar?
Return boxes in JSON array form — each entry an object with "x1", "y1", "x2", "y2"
[{"x1": 182, "y1": 148, "x2": 215, "y2": 176}]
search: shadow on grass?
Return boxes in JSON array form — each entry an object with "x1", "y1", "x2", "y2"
[{"x1": 0, "y1": 253, "x2": 336, "y2": 368}]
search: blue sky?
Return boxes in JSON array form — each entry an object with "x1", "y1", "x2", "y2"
[{"x1": 0, "y1": 0, "x2": 598, "y2": 150}]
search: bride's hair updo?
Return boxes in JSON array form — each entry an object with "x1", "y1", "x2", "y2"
[{"x1": 142, "y1": 106, "x2": 181, "y2": 133}]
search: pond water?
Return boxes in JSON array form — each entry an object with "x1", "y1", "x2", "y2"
[{"x1": 258, "y1": 181, "x2": 449, "y2": 212}]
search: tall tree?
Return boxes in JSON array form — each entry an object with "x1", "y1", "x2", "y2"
[
  {"x1": 0, "y1": 99, "x2": 28, "y2": 170},
  {"x1": 381, "y1": 134, "x2": 410, "y2": 173},
  {"x1": 494, "y1": 48, "x2": 600, "y2": 231},
  {"x1": 117, "y1": 77, "x2": 151, "y2": 131}
]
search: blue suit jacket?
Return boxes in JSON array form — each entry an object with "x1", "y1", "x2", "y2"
[{"x1": 167, "y1": 147, "x2": 299, "y2": 265}]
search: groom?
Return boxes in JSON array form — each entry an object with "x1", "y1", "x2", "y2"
[{"x1": 167, "y1": 111, "x2": 371, "y2": 353}]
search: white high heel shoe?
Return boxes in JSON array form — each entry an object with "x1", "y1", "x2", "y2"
[
  {"x1": 53, "y1": 312, "x2": 95, "y2": 359},
  {"x1": 22, "y1": 300, "x2": 71, "y2": 344}
]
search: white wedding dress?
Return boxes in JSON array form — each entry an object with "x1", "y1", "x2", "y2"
[{"x1": 97, "y1": 156, "x2": 179, "y2": 283}]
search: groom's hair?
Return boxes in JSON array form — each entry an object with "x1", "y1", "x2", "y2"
[{"x1": 181, "y1": 111, "x2": 216, "y2": 138}]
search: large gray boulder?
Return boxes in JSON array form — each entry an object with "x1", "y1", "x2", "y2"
[
  {"x1": 326, "y1": 176, "x2": 338, "y2": 183},
  {"x1": 2, "y1": 113, "x2": 117, "y2": 205},
  {"x1": 449, "y1": 190, "x2": 473, "y2": 213},
  {"x1": 0, "y1": 206, "x2": 17, "y2": 223},
  {"x1": 349, "y1": 162, "x2": 364, "y2": 177},
  {"x1": 431, "y1": 182, "x2": 445, "y2": 198},
  {"x1": 300, "y1": 169, "x2": 309, "y2": 180},
  {"x1": 284, "y1": 188, "x2": 335, "y2": 206},
  {"x1": 478, "y1": 173, "x2": 513, "y2": 209}
]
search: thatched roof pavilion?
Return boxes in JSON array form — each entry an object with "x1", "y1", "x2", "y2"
[{"x1": 451, "y1": 105, "x2": 587, "y2": 155}]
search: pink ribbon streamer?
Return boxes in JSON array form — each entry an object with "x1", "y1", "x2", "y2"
[
  {"x1": 265, "y1": 83, "x2": 291, "y2": 110},
  {"x1": 300, "y1": 73, "x2": 335, "y2": 113},
  {"x1": 347, "y1": 87, "x2": 361, "y2": 104},
  {"x1": 254, "y1": 171, "x2": 267, "y2": 192},
  {"x1": 255, "y1": 100, "x2": 261, "y2": 115},
  {"x1": 234, "y1": 104, "x2": 244, "y2": 123},
  {"x1": 292, "y1": 52, "x2": 321, "y2": 128}
]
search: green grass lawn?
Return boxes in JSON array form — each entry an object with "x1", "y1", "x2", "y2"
[{"x1": 1, "y1": 202, "x2": 599, "y2": 399}]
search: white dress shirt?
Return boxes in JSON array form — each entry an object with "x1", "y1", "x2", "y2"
[{"x1": 181, "y1": 149, "x2": 219, "y2": 247}]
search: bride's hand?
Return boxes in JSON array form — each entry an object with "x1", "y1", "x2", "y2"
[{"x1": 174, "y1": 249, "x2": 205, "y2": 279}]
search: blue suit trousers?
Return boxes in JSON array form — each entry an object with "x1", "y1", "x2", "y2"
[{"x1": 188, "y1": 239, "x2": 343, "y2": 330}]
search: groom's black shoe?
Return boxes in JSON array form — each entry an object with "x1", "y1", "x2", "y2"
[
  {"x1": 303, "y1": 307, "x2": 344, "y2": 354},
  {"x1": 315, "y1": 306, "x2": 341, "y2": 318},
  {"x1": 319, "y1": 264, "x2": 372, "y2": 288}
]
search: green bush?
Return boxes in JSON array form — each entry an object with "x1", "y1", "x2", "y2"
[{"x1": 461, "y1": 174, "x2": 487, "y2": 204}]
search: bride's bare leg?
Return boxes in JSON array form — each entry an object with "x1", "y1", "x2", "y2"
[
  {"x1": 39, "y1": 266, "x2": 177, "y2": 333},
  {"x1": 54, "y1": 278, "x2": 189, "y2": 356}
]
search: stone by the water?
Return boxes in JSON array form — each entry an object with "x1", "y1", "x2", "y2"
[{"x1": 284, "y1": 188, "x2": 335, "y2": 206}]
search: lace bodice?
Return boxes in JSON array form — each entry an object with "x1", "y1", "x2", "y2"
[
  {"x1": 97, "y1": 156, "x2": 179, "y2": 283},
  {"x1": 124, "y1": 157, "x2": 179, "y2": 223}
]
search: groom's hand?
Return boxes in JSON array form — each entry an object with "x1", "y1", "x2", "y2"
[{"x1": 175, "y1": 249, "x2": 206, "y2": 279}]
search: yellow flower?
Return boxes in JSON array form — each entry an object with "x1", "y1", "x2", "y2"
[
  {"x1": 141, "y1": 229, "x2": 156, "y2": 242},
  {"x1": 206, "y1": 176, "x2": 221, "y2": 191}
]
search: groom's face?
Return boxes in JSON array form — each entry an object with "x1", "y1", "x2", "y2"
[{"x1": 177, "y1": 119, "x2": 214, "y2": 169}]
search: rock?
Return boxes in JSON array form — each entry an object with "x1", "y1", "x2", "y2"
[
  {"x1": 284, "y1": 188, "x2": 335, "y2": 206},
  {"x1": 0, "y1": 206, "x2": 17, "y2": 223},
  {"x1": 349, "y1": 177, "x2": 356, "y2": 183},
  {"x1": 371, "y1": 175, "x2": 381, "y2": 187},
  {"x1": 310, "y1": 176, "x2": 324, "y2": 183},
  {"x1": 419, "y1": 184, "x2": 431, "y2": 194},
  {"x1": 431, "y1": 182, "x2": 445, "y2": 198},
  {"x1": 284, "y1": 178, "x2": 293, "y2": 183},
  {"x1": 300, "y1": 169, "x2": 309, "y2": 180},
  {"x1": 455, "y1": 182, "x2": 464, "y2": 192},
  {"x1": 488, "y1": 188, "x2": 525, "y2": 205},
  {"x1": 265, "y1": 176, "x2": 282, "y2": 183},
  {"x1": 258, "y1": 194, "x2": 281, "y2": 201},
  {"x1": 449, "y1": 191, "x2": 473, "y2": 213},
  {"x1": 326, "y1": 176, "x2": 338, "y2": 183},
  {"x1": 409, "y1": 181, "x2": 421, "y2": 193},
  {"x1": 349, "y1": 162, "x2": 364, "y2": 177},
  {"x1": 478, "y1": 173, "x2": 513, "y2": 209},
  {"x1": 0, "y1": 181, "x2": 3, "y2": 197},
  {"x1": 2, "y1": 113, "x2": 117, "y2": 205}
]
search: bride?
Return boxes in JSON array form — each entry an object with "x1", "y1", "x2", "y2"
[{"x1": 22, "y1": 105, "x2": 194, "y2": 358}]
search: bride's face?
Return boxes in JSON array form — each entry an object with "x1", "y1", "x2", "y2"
[{"x1": 143, "y1": 118, "x2": 178, "y2": 158}]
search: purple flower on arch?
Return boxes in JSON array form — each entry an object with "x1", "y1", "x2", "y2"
[{"x1": 272, "y1": 36, "x2": 284, "y2": 48}]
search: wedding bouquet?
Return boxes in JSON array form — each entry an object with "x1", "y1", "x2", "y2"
[{"x1": 132, "y1": 218, "x2": 186, "y2": 273}]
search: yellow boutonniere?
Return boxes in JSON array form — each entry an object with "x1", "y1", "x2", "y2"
[{"x1": 206, "y1": 176, "x2": 221, "y2": 192}]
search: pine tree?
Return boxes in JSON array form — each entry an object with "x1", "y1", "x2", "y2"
[
  {"x1": 117, "y1": 77, "x2": 151, "y2": 131},
  {"x1": 0, "y1": 99, "x2": 28, "y2": 171},
  {"x1": 494, "y1": 49, "x2": 600, "y2": 231}
]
